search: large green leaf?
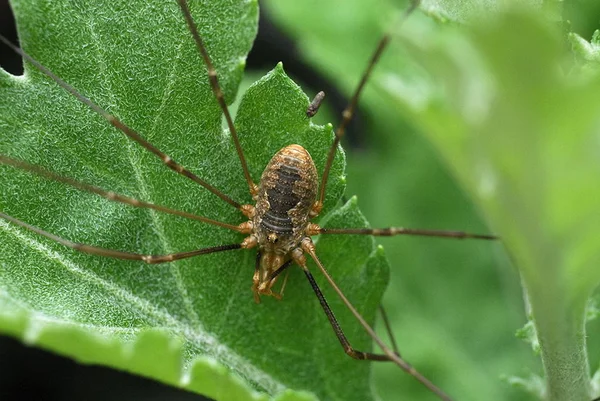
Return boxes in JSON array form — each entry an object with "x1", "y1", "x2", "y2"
[
  {"x1": 0, "y1": 0, "x2": 389, "y2": 400},
  {"x1": 393, "y1": 13, "x2": 600, "y2": 401}
]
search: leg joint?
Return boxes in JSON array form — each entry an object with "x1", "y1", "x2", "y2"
[{"x1": 344, "y1": 346, "x2": 366, "y2": 360}]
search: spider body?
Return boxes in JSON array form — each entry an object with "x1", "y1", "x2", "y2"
[{"x1": 247, "y1": 144, "x2": 319, "y2": 299}]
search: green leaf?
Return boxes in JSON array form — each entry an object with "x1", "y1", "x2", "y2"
[
  {"x1": 504, "y1": 373, "x2": 545, "y2": 400},
  {"x1": 569, "y1": 29, "x2": 600, "y2": 71},
  {"x1": 516, "y1": 320, "x2": 540, "y2": 355},
  {"x1": 0, "y1": 0, "x2": 389, "y2": 400},
  {"x1": 383, "y1": 7, "x2": 600, "y2": 401}
]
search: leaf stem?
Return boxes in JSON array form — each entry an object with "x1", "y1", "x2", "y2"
[{"x1": 528, "y1": 283, "x2": 591, "y2": 401}]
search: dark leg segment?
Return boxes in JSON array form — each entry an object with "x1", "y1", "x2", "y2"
[
  {"x1": 0, "y1": 211, "x2": 241, "y2": 263},
  {"x1": 0, "y1": 155, "x2": 243, "y2": 232},
  {"x1": 319, "y1": 226, "x2": 497, "y2": 240},
  {"x1": 301, "y1": 237, "x2": 453, "y2": 401},
  {"x1": 176, "y1": 0, "x2": 257, "y2": 195},
  {"x1": 265, "y1": 259, "x2": 294, "y2": 283},
  {"x1": 302, "y1": 267, "x2": 392, "y2": 361},
  {"x1": 0, "y1": 34, "x2": 241, "y2": 209},
  {"x1": 317, "y1": 0, "x2": 420, "y2": 207},
  {"x1": 379, "y1": 305, "x2": 401, "y2": 356}
]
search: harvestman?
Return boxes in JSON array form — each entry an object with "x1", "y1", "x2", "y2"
[{"x1": 0, "y1": 0, "x2": 496, "y2": 400}]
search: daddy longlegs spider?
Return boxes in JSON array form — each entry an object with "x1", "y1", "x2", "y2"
[{"x1": 0, "y1": 0, "x2": 497, "y2": 400}]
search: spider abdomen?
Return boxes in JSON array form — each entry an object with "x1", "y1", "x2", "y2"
[{"x1": 254, "y1": 144, "x2": 318, "y2": 253}]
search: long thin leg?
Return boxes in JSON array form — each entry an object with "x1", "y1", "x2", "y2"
[
  {"x1": 300, "y1": 265, "x2": 392, "y2": 361},
  {"x1": 0, "y1": 155, "x2": 245, "y2": 233},
  {"x1": 176, "y1": 0, "x2": 257, "y2": 196},
  {"x1": 301, "y1": 237, "x2": 453, "y2": 401},
  {"x1": 0, "y1": 35, "x2": 241, "y2": 210},
  {"x1": 318, "y1": 226, "x2": 497, "y2": 240},
  {"x1": 0, "y1": 211, "x2": 241, "y2": 264},
  {"x1": 265, "y1": 259, "x2": 294, "y2": 283},
  {"x1": 317, "y1": 0, "x2": 420, "y2": 208},
  {"x1": 379, "y1": 305, "x2": 401, "y2": 356}
]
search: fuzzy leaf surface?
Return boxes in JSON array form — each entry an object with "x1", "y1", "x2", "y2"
[{"x1": 0, "y1": 0, "x2": 388, "y2": 400}]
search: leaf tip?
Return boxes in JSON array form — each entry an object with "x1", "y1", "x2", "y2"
[{"x1": 275, "y1": 61, "x2": 285, "y2": 74}]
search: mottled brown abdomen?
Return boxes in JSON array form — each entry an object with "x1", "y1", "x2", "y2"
[{"x1": 253, "y1": 144, "x2": 318, "y2": 254}]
